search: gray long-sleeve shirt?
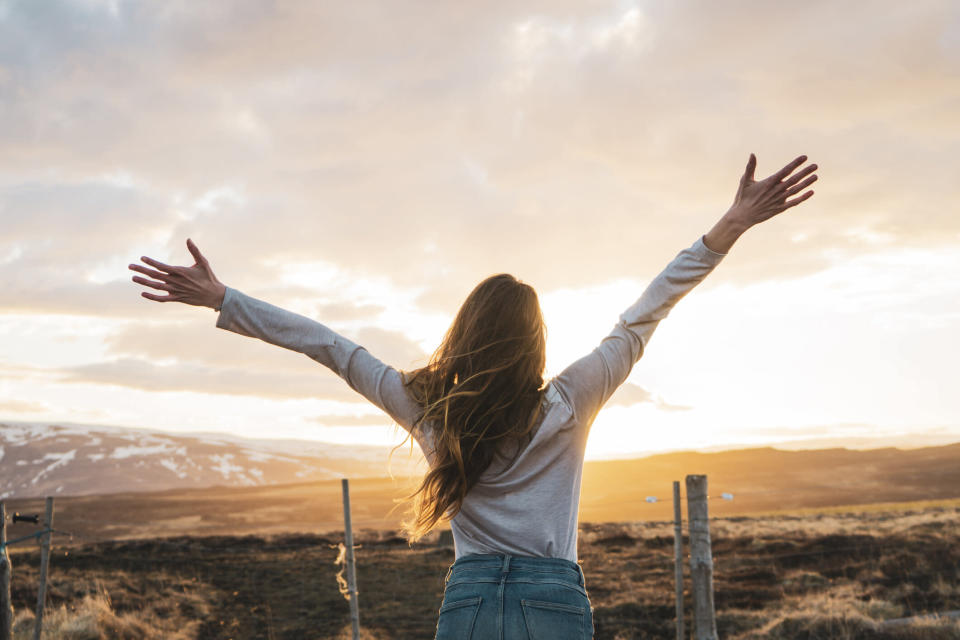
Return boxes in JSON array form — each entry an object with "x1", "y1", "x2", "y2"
[{"x1": 215, "y1": 234, "x2": 727, "y2": 562}]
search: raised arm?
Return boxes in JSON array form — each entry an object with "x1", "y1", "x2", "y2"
[
  {"x1": 212, "y1": 287, "x2": 425, "y2": 436},
  {"x1": 551, "y1": 234, "x2": 727, "y2": 432},
  {"x1": 128, "y1": 239, "x2": 427, "y2": 448},
  {"x1": 552, "y1": 152, "x2": 818, "y2": 435}
]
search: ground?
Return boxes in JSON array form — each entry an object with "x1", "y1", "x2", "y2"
[{"x1": 6, "y1": 503, "x2": 960, "y2": 639}]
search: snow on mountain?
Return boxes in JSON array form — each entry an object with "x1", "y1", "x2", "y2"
[{"x1": 0, "y1": 421, "x2": 427, "y2": 499}]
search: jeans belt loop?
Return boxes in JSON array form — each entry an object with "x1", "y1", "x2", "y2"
[{"x1": 500, "y1": 553, "x2": 511, "y2": 575}]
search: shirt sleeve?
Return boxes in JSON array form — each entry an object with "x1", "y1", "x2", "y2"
[
  {"x1": 551, "y1": 234, "x2": 727, "y2": 437},
  {"x1": 214, "y1": 287, "x2": 431, "y2": 452}
]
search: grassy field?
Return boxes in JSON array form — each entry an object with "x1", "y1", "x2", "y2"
[{"x1": 5, "y1": 501, "x2": 959, "y2": 639}]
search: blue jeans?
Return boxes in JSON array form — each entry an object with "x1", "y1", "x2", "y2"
[{"x1": 434, "y1": 553, "x2": 595, "y2": 640}]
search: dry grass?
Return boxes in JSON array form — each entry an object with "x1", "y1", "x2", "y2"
[
  {"x1": 10, "y1": 581, "x2": 204, "y2": 639},
  {"x1": 576, "y1": 505, "x2": 960, "y2": 639},
  {"x1": 6, "y1": 505, "x2": 958, "y2": 639},
  {"x1": 726, "y1": 585, "x2": 960, "y2": 639},
  {"x1": 8, "y1": 571, "x2": 212, "y2": 640}
]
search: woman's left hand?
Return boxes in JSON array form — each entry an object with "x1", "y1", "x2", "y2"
[
  {"x1": 129, "y1": 238, "x2": 226, "y2": 310},
  {"x1": 728, "y1": 153, "x2": 818, "y2": 228}
]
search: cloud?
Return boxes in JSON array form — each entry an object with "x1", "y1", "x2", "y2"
[
  {"x1": 101, "y1": 313, "x2": 428, "y2": 370},
  {"x1": 2, "y1": 0, "x2": 959, "y2": 449},
  {"x1": 351, "y1": 326, "x2": 429, "y2": 369},
  {"x1": 48, "y1": 312, "x2": 431, "y2": 401},
  {"x1": 59, "y1": 356, "x2": 362, "y2": 401},
  {"x1": 314, "y1": 301, "x2": 387, "y2": 324},
  {"x1": 308, "y1": 413, "x2": 394, "y2": 427},
  {"x1": 0, "y1": 177, "x2": 178, "y2": 314},
  {"x1": 4, "y1": 284, "x2": 139, "y2": 319},
  {"x1": 0, "y1": 399, "x2": 49, "y2": 414},
  {"x1": 607, "y1": 382, "x2": 691, "y2": 411},
  {"x1": 3, "y1": 0, "x2": 957, "y2": 324}
]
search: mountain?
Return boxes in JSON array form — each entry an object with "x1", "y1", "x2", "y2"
[
  {"x1": 3, "y1": 441, "x2": 959, "y2": 543},
  {"x1": 4, "y1": 419, "x2": 959, "y2": 521},
  {"x1": 0, "y1": 421, "x2": 428, "y2": 500},
  {"x1": 578, "y1": 442, "x2": 960, "y2": 521}
]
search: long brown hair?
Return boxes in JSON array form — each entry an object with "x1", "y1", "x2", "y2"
[{"x1": 393, "y1": 273, "x2": 547, "y2": 542}]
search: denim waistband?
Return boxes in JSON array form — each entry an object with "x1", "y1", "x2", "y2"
[{"x1": 445, "y1": 553, "x2": 585, "y2": 587}]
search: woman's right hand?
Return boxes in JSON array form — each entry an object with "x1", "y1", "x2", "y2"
[
  {"x1": 129, "y1": 238, "x2": 226, "y2": 310},
  {"x1": 726, "y1": 153, "x2": 818, "y2": 229}
]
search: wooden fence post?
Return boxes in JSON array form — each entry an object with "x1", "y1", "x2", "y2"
[
  {"x1": 32, "y1": 497, "x2": 54, "y2": 640},
  {"x1": 686, "y1": 475, "x2": 717, "y2": 640},
  {"x1": 672, "y1": 481, "x2": 685, "y2": 640},
  {"x1": 341, "y1": 479, "x2": 360, "y2": 640},
  {"x1": 1, "y1": 502, "x2": 13, "y2": 640}
]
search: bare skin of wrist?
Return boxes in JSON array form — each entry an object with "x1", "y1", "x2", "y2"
[
  {"x1": 704, "y1": 212, "x2": 750, "y2": 254},
  {"x1": 212, "y1": 283, "x2": 226, "y2": 311}
]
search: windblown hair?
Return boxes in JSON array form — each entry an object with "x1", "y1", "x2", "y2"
[{"x1": 395, "y1": 273, "x2": 547, "y2": 543}]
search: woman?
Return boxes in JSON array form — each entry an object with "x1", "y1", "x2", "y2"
[{"x1": 130, "y1": 153, "x2": 817, "y2": 639}]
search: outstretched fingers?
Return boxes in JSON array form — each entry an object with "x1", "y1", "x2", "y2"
[
  {"x1": 782, "y1": 163, "x2": 818, "y2": 188},
  {"x1": 784, "y1": 173, "x2": 818, "y2": 197},
  {"x1": 140, "y1": 255, "x2": 178, "y2": 273},
  {"x1": 771, "y1": 155, "x2": 808, "y2": 183},
  {"x1": 782, "y1": 189, "x2": 815, "y2": 210},
  {"x1": 742, "y1": 153, "x2": 757, "y2": 182},
  {"x1": 128, "y1": 263, "x2": 168, "y2": 280},
  {"x1": 186, "y1": 238, "x2": 208, "y2": 267},
  {"x1": 140, "y1": 291, "x2": 182, "y2": 303},
  {"x1": 131, "y1": 275, "x2": 171, "y2": 291}
]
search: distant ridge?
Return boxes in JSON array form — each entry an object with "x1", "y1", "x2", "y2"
[
  {"x1": 0, "y1": 420, "x2": 427, "y2": 500},
  {"x1": 590, "y1": 432, "x2": 960, "y2": 460},
  {"x1": 4, "y1": 420, "x2": 958, "y2": 513},
  {"x1": 579, "y1": 441, "x2": 960, "y2": 520}
]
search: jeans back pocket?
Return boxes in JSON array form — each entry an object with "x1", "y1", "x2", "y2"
[
  {"x1": 521, "y1": 598, "x2": 586, "y2": 640},
  {"x1": 435, "y1": 595, "x2": 482, "y2": 639}
]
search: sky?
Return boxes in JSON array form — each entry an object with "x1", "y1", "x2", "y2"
[{"x1": 1, "y1": 0, "x2": 959, "y2": 460}]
